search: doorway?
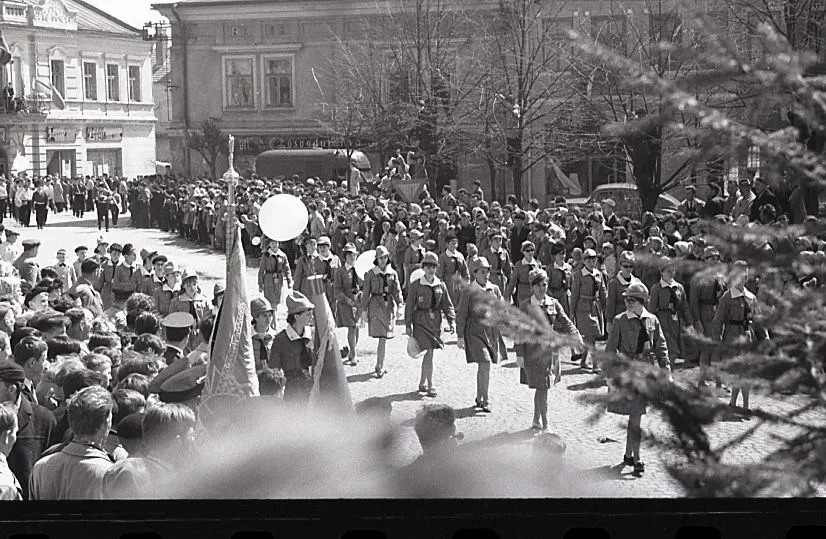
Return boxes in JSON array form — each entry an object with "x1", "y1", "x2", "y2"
[{"x1": 46, "y1": 150, "x2": 77, "y2": 178}]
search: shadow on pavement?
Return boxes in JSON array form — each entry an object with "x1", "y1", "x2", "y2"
[
  {"x1": 584, "y1": 463, "x2": 639, "y2": 481},
  {"x1": 567, "y1": 378, "x2": 607, "y2": 391},
  {"x1": 460, "y1": 428, "x2": 539, "y2": 451},
  {"x1": 347, "y1": 372, "x2": 377, "y2": 383},
  {"x1": 42, "y1": 217, "x2": 101, "y2": 228}
]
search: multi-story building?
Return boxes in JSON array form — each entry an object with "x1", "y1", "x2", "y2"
[
  {"x1": 153, "y1": 0, "x2": 773, "y2": 203},
  {"x1": 0, "y1": 0, "x2": 156, "y2": 178}
]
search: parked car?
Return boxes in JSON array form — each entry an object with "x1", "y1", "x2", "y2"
[{"x1": 575, "y1": 183, "x2": 680, "y2": 219}]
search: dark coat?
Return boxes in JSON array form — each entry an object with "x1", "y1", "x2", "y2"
[{"x1": 8, "y1": 397, "x2": 57, "y2": 499}]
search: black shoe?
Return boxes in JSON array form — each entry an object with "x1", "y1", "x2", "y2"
[
  {"x1": 623, "y1": 455, "x2": 634, "y2": 466},
  {"x1": 480, "y1": 402, "x2": 491, "y2": 413},
  {"x1": 633, "y1": 462, "x2": 645, "y2": 474}
]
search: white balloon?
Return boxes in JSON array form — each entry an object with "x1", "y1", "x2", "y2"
[
  {"x1": 258, "y1": 194, "x2": 309, "y2": 241},
  {"x1": 251, "y1": 236, "x2": 262, "y2": 246},
  {"x1": 355, "y1": 250, "x2": 376, "y2": 280},
  {"x1": 409, "y1": 268, "x2": 425, "y2": 284}
]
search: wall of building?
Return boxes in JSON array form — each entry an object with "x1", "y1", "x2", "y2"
[{"x1": 0, "y1": 6, "x2": 156, "y2": 179}]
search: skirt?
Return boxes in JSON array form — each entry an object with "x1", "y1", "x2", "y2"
[
  {"x1": 412, "y1": 324, "x2": 443, "y2": 351},
  {"x1": 367, "y1": 297, "x2": 395, "y2": 338},
  {"x1": 606, "y1": 383, "x2": 646, "y2": 416},
  {"x1": 523, "y1": 355, "x2": 553, "y2": 389},
  {"x1": 335, "y1": 297, "x2": 359, "y2": 328}
]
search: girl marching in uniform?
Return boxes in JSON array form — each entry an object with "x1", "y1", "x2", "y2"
[
  {"x1": 648, "y1": 258, "x2": 692, "y2": 364},
  {"x1": 690, "y1": 246, "x2": 727, "y2": 389},
  {"x1": 405, "y1": 251, "x2": 455, "y2": 398},
  {"x1": 251, "y1": 297, "x2": 276, "y2": 373},
  {"x1": 547, "y1": 242, "x2": 572, "y2": 316},
  {"x1": 361, "y1": 246, "x2": 403, "y2": 378},
  {"x1": 506, "y1": 241, "x2": 540, "y2": 307},
  {"x1": 481, "y1": 229, "x2": 512, "y2": 292},
  {"x1": 436, "y1": 234, "x2": 469, "y2": 309},
  {"x1": 314, "y1": 236, "x2": 340, "y2": 307},
  {"x1": 570, "y1": 248, "x2": 607, "y2": 373},
  {"x1": 516, "y1": 268, "x2": 581, "y2": 430},
  {"x1": 293, "y1": 237, "x2": 319, "y2": 299},
  {"x1": 605, "y1": 251, "x2": 639, "y2": 329},
  {"x1": 153, "y1": 261, "x2": 181, "y2": 316},
  {"x1": 333, "y1": 243, "x2": 362, "y2": 366},
  {"x1": 456, "y1": 257, "x2": 505, "y2": 412},
  {"x1": 169, "y1": 269, "x2": 210, "y2": 349},
  {"x1": 404, "y1": 253, "x2": 455, "y2": 397},
  {"x1": 711, "y1": 260, "x2": 764, "y2": 413},
  {"x1": 258, "y1": 238, "x2": 292, "y2": 309},
  {"x1": 604, "y1": 282, "x2": 671, "y2": 476},
  {"x1": 269, "y1": 292, "x2": 316, "y2": 403},
  {"x1": 403, "y1": 229, "x2": 426, "y2": 293}
]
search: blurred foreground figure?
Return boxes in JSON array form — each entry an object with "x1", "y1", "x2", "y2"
[{"x1": 145, "y1": 401, "x2": 604, "y2": 499}]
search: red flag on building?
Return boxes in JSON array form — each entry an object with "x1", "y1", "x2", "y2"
[
  {"x1": 203, "y1": 224, "x2": 259, "y2": 408},
  {"x1": 306, "y1": 275, "x2": 353, "y2": 413}
]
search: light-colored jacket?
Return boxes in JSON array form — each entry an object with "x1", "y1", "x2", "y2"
[{"x1": 29, "y1": 441, "x2": 113, "y2": 500}]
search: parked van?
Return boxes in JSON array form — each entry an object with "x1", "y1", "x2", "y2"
[{"x1": 255, "y1": 148, "x2": 374, "y2": 183}]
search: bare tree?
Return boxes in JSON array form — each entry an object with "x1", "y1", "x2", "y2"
[
  {"x1": 569, "y1": 0, "x2": 763, "y2": 210},
  {"x1": 187, "y1": 118, "x2": 228, "y2": 181}
]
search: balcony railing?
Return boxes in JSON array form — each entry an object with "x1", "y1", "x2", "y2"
[{"x1": 0, "y1": 95, "x2": 50, "y2": 115}]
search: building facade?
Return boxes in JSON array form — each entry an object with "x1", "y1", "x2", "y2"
[
  {"x1": 0, "y1": 0, "x2": 156, "y2": 179},
  {"x1": 154, "y1": 0, "x2": 768, "y2": 203}
]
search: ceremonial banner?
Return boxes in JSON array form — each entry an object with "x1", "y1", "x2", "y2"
[
  {"x1": 0, "y1": 30, "x2": 10, "y2": 66},
  {"x1": 307, "y1": 275, "x2": 353, "y2": 413},
  {"x1": 390, "y1": 178, "x2": 426, "y2": 203},
  {"x1": 204, "y1": 224, "x2": 259, "y2": 404}
]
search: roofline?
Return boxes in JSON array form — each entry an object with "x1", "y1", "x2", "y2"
[{"x1": 70, "y1": 0, "x2": 142, "y2": 35}]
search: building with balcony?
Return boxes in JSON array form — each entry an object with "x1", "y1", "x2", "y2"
[{"x1": 0, "y1": 0, "x2": 156, "y2": 178}]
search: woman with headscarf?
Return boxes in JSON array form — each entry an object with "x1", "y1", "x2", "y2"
[{"x1": 361, "y1": 246, "x2": 402, "y2": 378}]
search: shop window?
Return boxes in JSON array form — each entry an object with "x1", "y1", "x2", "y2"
[
  {"x1": 83, "y1": 62, "x2": 97, "y2": 100},
  {"x1": 50, "y1": 60, "x2": 65, "y2": 98},
  {"x1": 106, "y1": 64, "x2": 119, "y2": 101},
  {"x1": 224, "y1": 57, "x2": 255, "y2": 109},
  {"x1": 263, "y1": 56, "x2": 293, "y2": 108},
  {"x1": 128, "y1": 66, "x2": 141, "y2": 102}
]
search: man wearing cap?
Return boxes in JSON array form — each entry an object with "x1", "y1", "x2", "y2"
[
  {"x1": 258, "y1": 238, "x2": 292, "y2": 309},
  {"x1": 510, "y1": 211, "x2": 530, "y2": 264},
  {"x1": 141, "y1": 254, "x2": 167, "y2": 296},
  {"x1": 13, "y1": 239, "x2": 40, "y2": 286},
  {"x1": 0, "y1": 229, "x2": 21, "y2": 264},
  {"x1": 730, "y1": 177, "x2": 756, "y2": 220},
  {"x1": 0, "y1": 360, "x2": 57, "y2": 499},
  {"x1": 153, "y1": 261, "x2": 180, "y2": 316},
  {"x1": 72, "y1": 245, "x2": 88, "y2": 280},
  {"x1": 481, "y1": 229, "x2": 512, "y2": 292},
  {"x1": 95, "y1": 183, "x2": 112, "y2": 232},
  {"x1": 147, "y1": 313, "x2": 197, "y2": 399},
  {"x1": 50, "y1": 248, "x2": 77, "y2": 293},
  {"x1": 333, "y1": 243, "x2": 362, "y2": 365},
  {"x1": 604, "y1": 282, "x2": 670, "y2": 475}
]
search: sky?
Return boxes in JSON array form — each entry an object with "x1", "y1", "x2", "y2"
[{"x1": 83, "y1": 0, "x2": 166, "y2": 28}]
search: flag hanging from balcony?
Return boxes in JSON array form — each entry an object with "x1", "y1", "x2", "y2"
[
  {"x1": 34, "y1": 79, "x2": 65, "y2": 110},
  {"x1": 0, "y1": 30, "x2": 11, "y2": 66}
]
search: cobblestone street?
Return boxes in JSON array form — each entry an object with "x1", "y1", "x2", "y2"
[{"x1": 20, "y1": 211, "x2": 826, "y2": 497}]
